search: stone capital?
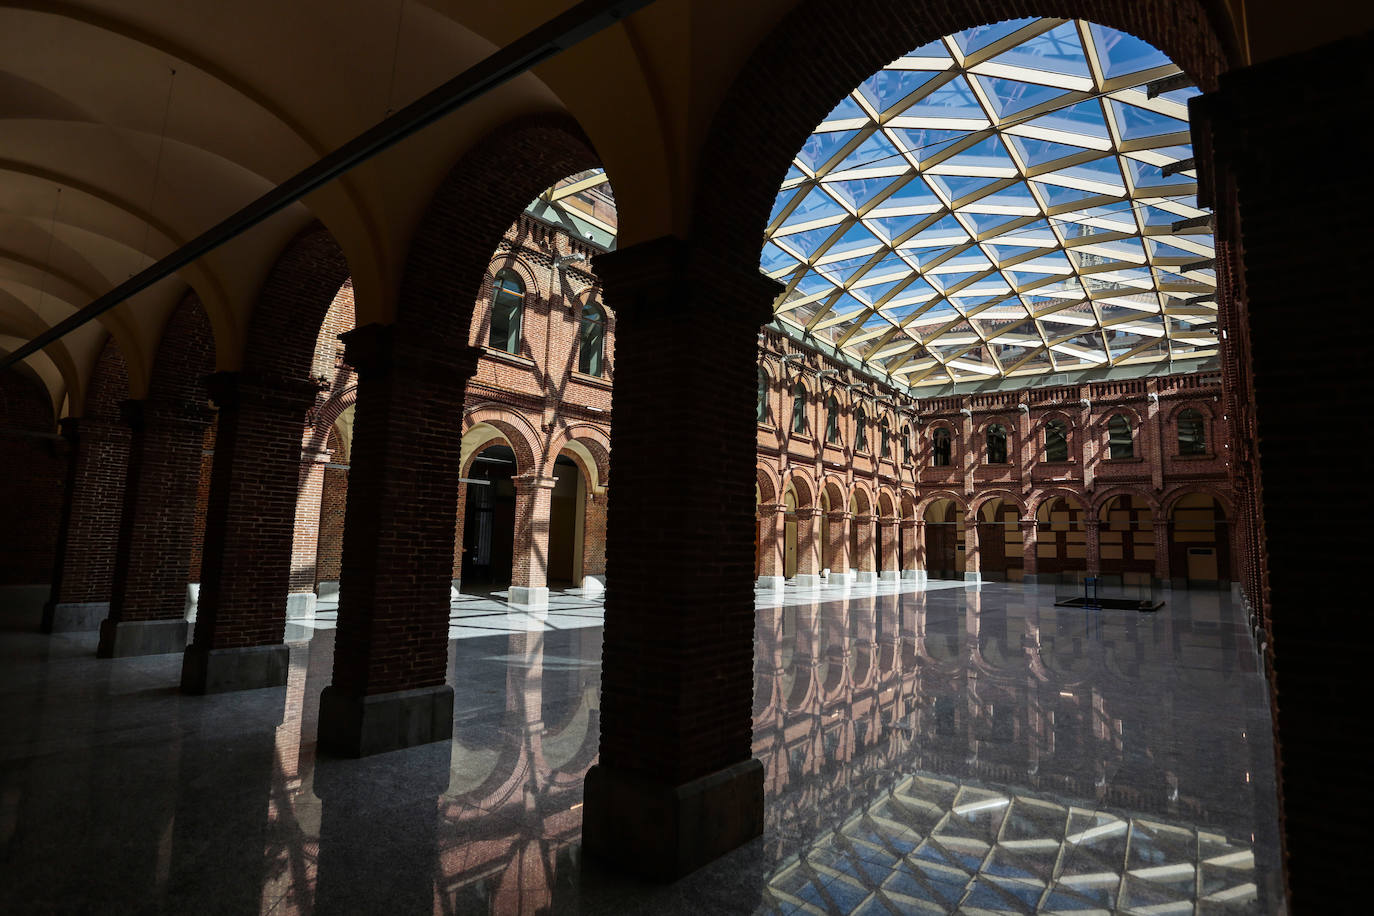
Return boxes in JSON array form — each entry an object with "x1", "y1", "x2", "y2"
[{"x1": 203, "y1": 370, "x2": 320, "y2": 413}]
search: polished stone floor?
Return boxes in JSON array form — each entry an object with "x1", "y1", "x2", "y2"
[{"x1": 0, "y1": 579, "x2": 1283, "y2": 914}]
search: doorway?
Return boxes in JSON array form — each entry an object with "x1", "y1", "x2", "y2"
[
  {"x1": 460, "y1": 444, "x2": 517, "y2": 590},
  {"x1": 548, "y1": 454, "x2": 583, "y2": 587}
]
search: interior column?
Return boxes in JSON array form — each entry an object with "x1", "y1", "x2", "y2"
[
  {"x1": 756, "y1": 501, "x2": 784, "y2": 589},
  {"x1": 98, "y1": 399, "x2": 213, "y2": 658},
  {"x1": 963, "y1": 509, "x2": 982, "y2": 583},
  {"x1": 181, "y1": 371, "x2": 317, "y2": 693},
  {"x1": 317, "y1": 325, "x2": 476, "y2": 757},
  {"x1": 287, "y1": 442, "x2": 331, "y2": 610},
  {"x1": 899, "y1": 515, "x2": 919, "y2": 581},
  {"x1": 582, "y1": 237, "x2": 776, "y2": 880},
  {"x1": 509, "y1": 473, "x2": 557, "y2": 607}
]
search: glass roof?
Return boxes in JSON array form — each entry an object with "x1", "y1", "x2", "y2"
[{"x1": 762, "y1": 19, "x2": 1216, "y2": 389}]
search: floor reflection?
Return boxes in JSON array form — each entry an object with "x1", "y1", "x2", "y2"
[{"x1": 0, "y1": 582, "x2": 1281, "y2": 914}]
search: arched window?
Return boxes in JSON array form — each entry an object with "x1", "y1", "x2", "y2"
[
  {"x1": 791, "y1": 384, "x2": 808, "y2": 434},
  {"x1": 1044, "y1": 419, "x2": 1069, "y2": 462},
  {"x1": 825, "y1": 395, "x2": 841, "y2": 444},
  {"x1": 488, "y1": 269, "x2": 524, "y2": 354},
  {"x1": 902, "y1": 425, "x2": 913, "y2": 464},
  {"x1": 1178, "y1": 408, "x2": 1206, "y2": 455},
  {"x1": 879, "y1": 418, "x2": 891, "y2": 458},
  {"x1": 855, "y1": 408, "x2": 868, "y2": 452},
  {"x1": 986, "y1": 423, "x2": 1008, "y2": 464},
  {"x1": 757, "y1": 368, "x2": 770, "y2": 423},
  {"x1": 932, "y1": 428, "x2": 951, "y2": 467},
  {"x1": 1107, "y1": 414, "x2": 1134, "y2": 459},
  {"x1": 578, "y1": 301, "x2": 605, "y2": 376}
]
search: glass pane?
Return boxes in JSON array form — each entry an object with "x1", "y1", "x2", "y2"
[{"x1": 1044, "y1": 420, "x2": 1068, "y2": 462}]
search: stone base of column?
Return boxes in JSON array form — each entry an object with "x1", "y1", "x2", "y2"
[
  {"x1": 793, "y1": 573, "x2": 822, "y2": 588},
  {"x1": 878, "y1": 570, "x2": 900, "y2": 583},
  {"x1": 826, "y1": 571, "x2": 853, "y2": 587},
  {"x1": 286, "y1": 592, "x2": 316, "y2": 619},
  {"x1": 964, "y1": 571, "x2": 983, "y2": 584},
  {"x1": 41, "y1": 600, "x2": 109, "y2": 633},
  {"x1": 96, "y1": 618, "x2": 189, "y2": 658},
  {"x1": 756, "y1": 575, "x2": 786, "y2": 590},
  {"x1": 901, "y1": 569, "x2": 925, "y2": 583},
  {"x1": 318, "y1": 580, "x2": 341, "y2": 602},
  {"x1": 318, "y1": 684, "x2": 454, "y2": 758},
  {"x1": 507, "y1": 585, "x2": 549, "y2": 608},
  {"x1": 583, "y1": 758, "x2": 764, "y2": 881},
  {"x1": 181, "y1": 643, "x2": 289, "y2": 694},
  {"x1": 854, "y1": 570, "x2": 878, "y2": 584}
]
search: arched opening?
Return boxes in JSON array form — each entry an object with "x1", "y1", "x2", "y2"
[
  {"x1": 1099, "y1": 494, "x2": 1155, "y2": 586},
  {"x1": 1170, "y1": 493, "x2": 1230, "y2": 589},
  {"x1": 578, "y1": 301, "x2": 606, "y2": 377},
  {"x1": 977, "y1": 498, "x2": 1022, "y2": 582},
  {"x1": 460, "y1": 444, "x2": 519, "y2": 591},
  {"x1": 1035, "y1": 496, "x2": 1086, "y2": 581},
  {"x1": 923, "y1": 498, "x2": 963, "y2": 579},
  {"x1": 547, "y1": 453, "x2": 585, "y2": 587},
  {"x1": 488, "y1": 269, "x2": 525, "y2": 354}
]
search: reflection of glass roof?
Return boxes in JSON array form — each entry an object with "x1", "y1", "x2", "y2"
[{"x1": 762, "y1": 19, "x2": 1216, "y2": 389}]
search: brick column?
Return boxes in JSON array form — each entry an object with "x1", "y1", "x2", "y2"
[
  {"x1": 181, "y1": 372, "x2": 318, "y2": 694},
  {"x1": 1084, "y1": 517, "x2": 1103, "y2": 579},
  {"x1": 41, "y1": 417, "x2": 130, "y2": 632},
  {"x1": 879, "y1": 517, "x2": 900, "y2": 582},
  {"x1": 756, "y1": 502, "x2": 784, "y2": 588},
  {"x1": 826, "y1": 510, "x2": 851, "y2": 586},
  {"x1": 582, "y1": 237, "x2": 776, "y2": 880},
  {"x1": 963, "y1": 511, "x2": 981, "y2": 583},
  {"x1": 1153, "y1": 520, "x2": 1172, "y2": 587},
  {"x1": 510, "y1": 474, "x2": 557, "y2": 607},
  {"x1": 912, "y1": 519, "x2": 927, "y2": 583},
  {"x1": 317, "y1": 325, "x2": 478, "y2": 757},
  {"x1": 853, "y1": 513, "x2": 876, "y2": 583},
  {"x1": 793, "y1": 506, "x2": 821, "y2": 587},
  {"x1": 287, "y1": 443, "x2": 331, "y2": 603},
  {"x1": 1021, "y1": 518, "x2": 1039, "y2": 584},
  {"x1": 98, "y1": 399, "x2": 213, "y2": 658},
  {"x1": 899, "y1": 517, "x2": 919, "y2": 581}
]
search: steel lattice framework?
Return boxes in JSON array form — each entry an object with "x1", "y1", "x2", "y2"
[{"x1": 761, "y1": 18, "x2": 1218, "y2": 389}]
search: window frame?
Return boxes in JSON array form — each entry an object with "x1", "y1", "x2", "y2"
[
  {"x1": 1177, "y1": 408, "x2": 1207, "y2": 455},
  {"x1": 931, "y1": 427, "x2": 952, "y2": 467},
  {"x1": 985, "y1": 423, "x2": 1008, "y2": 464},
  {"x1": 577, "y1": 300, "x2": 606, "y2": 377},
  {"x1": 488, "y1": 268, "x2": 525, "y2": 355},
  {"x1": 1107, "y1": 413, "x2": 1135, "y2": 460},
  {"x1": 1044, "y1": 418, "x2": 1070, "y2": 462}
]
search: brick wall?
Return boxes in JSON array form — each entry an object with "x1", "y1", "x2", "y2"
[{"x1": 316, "y1": 426, "x2": 348, "y2": 586}]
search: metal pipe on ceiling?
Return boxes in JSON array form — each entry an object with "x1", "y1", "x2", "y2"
[{"x1": 0, "y1": 0, "x2": 655, "y2": 373}]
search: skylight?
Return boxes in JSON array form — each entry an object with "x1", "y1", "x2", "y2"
[{"x1": 762, "y1": 18, "x2": 1215, "y2": 388}]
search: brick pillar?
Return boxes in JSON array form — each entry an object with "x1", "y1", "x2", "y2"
[
  {"x1": 1085, "y1": 518, "x2": 1102, "y2": 579},
  {"x1": 879, "y1": 518, "x2": 900, "y2": 582},
  {"x1": 181, "y1": 372, "x2": 318, "y2": 694},
  {"x1": 793, "y1": 506, "x2": 821, "y2": 586},
  {"x1": 912, "y1": 520, "x2": 927, "y2": 582},
  {"x1": 288, "y1": 443, "x2": 331, "y2": 599},
  {"x1": 510, "y1": 474, "x2": 557, "y2": 607},
  {"x1": 582, "y1": 237, "x2": 776, "y2": 880},
  {"x1": 1021, "y1": 518, "x2": 1039, "y2": 584},
  {"x1": 827, "y1": 510, "x2": 851, "y2": 586},
  {"x1": 317, "y1": 325, "x2": 478, "y2": 757},
  {"x1": 756, "y1": 502, "x2": 784, "y2": 588},
  {"x1": 98, "y1": 399, "x2": 213, "y2": 658},
  {"x1": 42, "y1": 417, "x2": 130, "y2": 632},
  {"x1": 1153, "y1": 520, "x2": 1172, "y2": 586},
  {"x1": 853, "y1": 513, "x2": 876, "y2": 582},
  {"x1": 900, "y1": 517, "x2": 919, "y2": 580},
  {"x1": 962, "y1": 510, "x2": 982, "y2": 583}
]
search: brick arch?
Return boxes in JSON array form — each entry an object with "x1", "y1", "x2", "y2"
[
  {"x1": 309, "y1": 384, "x2": 358, "y2": 439},
  {"x1": 549, "y1": 423, "x2": 611, "y2": 491},
  {"x1": 899, "y1": 491, "x2": 918, "y2": 519},
  {"x1": 1093, "y1": 485, "x2": 1159, "y2": 518},
  {"x1": 242, "y1": 222, "x2": 351, "y2": 381},
  {"x1": 1166, "y1": 399, "x2": 1217, "y2": 422},
  {"x1": 1098, "y1": 404, "x2": 1144, "y2": 429},
  {"x1": 470, "y1": 254, "x2": 542, "y2": 351},
  {"x1": 971, "y1": 490, "x2": 1025, "y2": 518},
  {"x1": 850, "y1": 481, "x2": 874, "y2": 515},
  {"x1": 756, "y1": 464, "x2": 780, "y2": 505},
  {"x1": 690, "y1": 0, "x2": 1235, "y2": 280},
  {"x1": 876, "y1": 488, "x2": 898, "y2": 518},
  {"x1": 395, "y1": 113, "x2": 600, "y2": 344},
  {"x1": 1163, "y1": 485, "x2": 1233, "y2": 519},
  {"x1": 1030, "y1": 487, "x2": 1089, "y2": 517},
  {"x1": 148, "y1": 292, "x2": 215, "y2": 407},
  {"x1": 1035, "y1": 409, "x2": 1077, "y2": 432},
  {"x1": 85, "y1": 335, "x2": 130, "y2": 424},
  {"x1": 820, "y1": 475, "x2": 847, "y2": 511},
  {"x1": 461, "y1": 405, "x2": 541, "y2": 476},
  {"x1": 918, "y1": 490, "x2": 965, "y2": 520},
  {"x1": 783, "y1": 469, "x2": 816, "y2": 509}
]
